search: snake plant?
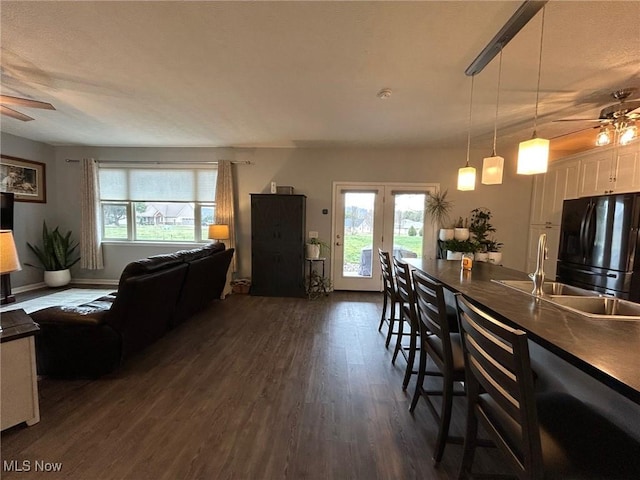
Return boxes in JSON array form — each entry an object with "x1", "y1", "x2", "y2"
[{"x1": 26, "y1": 221, "x2": 81, "y2": 271}]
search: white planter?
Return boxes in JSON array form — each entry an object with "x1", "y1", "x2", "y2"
[
  {"x1": 438, "y1": 228, "x2": 454, "y2": 241},
  {"x1": 474, "y1": 252, "x2": 489, "y2": 262},
  {"x1": 306, "y1": 244, "x2": 320, "y2": 259},
  {"x1": 446, "y1": 251, "x2": 462, "y2": 261},
  {"x1": 454, "y1": 228, "x2": 470, "y2": 241},
  {"x1": 44, "y1": 269, "x2": 71, "y2": 288},
  {"x1": 488, "y1": 251, "x2": 503, "y2": 265}
]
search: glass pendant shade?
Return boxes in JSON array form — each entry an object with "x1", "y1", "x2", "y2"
[
  {"x1": 517, "y1": 137, "x2": 549, "y2": 175},
  {"x1": 619, "y1": 124, "x2": 637, "y2": 145},
  {"x1": 481, "y1": 155, "x2": 504, "y2": 185},
  {"x1": 457, "y1": 166, "x2": 476, "y2": 191},
  {"x1": 595, "y1": 128, "x2": 612, "y2": 146}
]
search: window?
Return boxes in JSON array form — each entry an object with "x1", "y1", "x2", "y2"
[{"x1": 99, "y1": 165, "x2": 216, "y2": 243}]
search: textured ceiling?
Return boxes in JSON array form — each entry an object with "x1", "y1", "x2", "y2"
[{"x1": 1, "y1": 1, "x2": 639, "y2": 154}]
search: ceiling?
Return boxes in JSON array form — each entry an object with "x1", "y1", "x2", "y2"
[{"x1": 1, "y1": 1, "x2": 639, "y2": 157}]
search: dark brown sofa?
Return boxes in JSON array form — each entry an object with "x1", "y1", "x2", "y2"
[{"x1": 31, "y1": 244, "x2": 234, "y2": 378}]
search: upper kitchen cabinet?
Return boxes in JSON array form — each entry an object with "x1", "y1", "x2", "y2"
[
  {"x1": 578, "y1": 143, "x2": 640, "y2": 197},
  {"x1": 530, "y1": 159, "x2": 580, "y2": 226}
]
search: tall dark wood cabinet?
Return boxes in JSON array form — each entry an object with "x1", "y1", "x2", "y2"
[{"x1": 250, "y1": 194, "x2": 306, "y2": 297}]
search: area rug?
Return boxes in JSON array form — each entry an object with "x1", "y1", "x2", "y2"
[{"x1": 0, "y1": 288, "x2": 115, "y2": 314}]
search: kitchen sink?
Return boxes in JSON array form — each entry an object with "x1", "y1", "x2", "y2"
[
  {"x1": 549, "y1": 296, "x2": 640, "y2": 319},
  {"x1": 493, "y1": 280, "x2": 594, "y2": 296},
  {"x1": 493, "y1": 279, "x2": 640, "y2": 321}
]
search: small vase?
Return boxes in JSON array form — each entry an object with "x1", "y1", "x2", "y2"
[
  {"x1": 446, "y1": 251, "x2": 462, "y2": 261},
  {"x1": 454, "y1": 228, "x2": 470, "y2": 241},
  {"x1": 306, "y1": 244, "x2": 320, "y2": 259},
  {"x1": 438, "y1": 228, "x2": 454, "y2": 241},
  {"x1": 474, "y1": 252, "x2": 489, "y2": 262},
  {"x1": 488, "y1": 251, "x2": 503, "y2": 265},
  {"x1": 44, "y1": 269, "x2": 71, "y2": 288}
]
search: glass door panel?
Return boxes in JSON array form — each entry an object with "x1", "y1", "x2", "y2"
[{"x1": 391, "y1": 193, "x2": 426, "y2": 263}]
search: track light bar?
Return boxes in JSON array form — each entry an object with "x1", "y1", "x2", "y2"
[{"x1": 465, "y1": 0, "x2": 548, "y2": 76}]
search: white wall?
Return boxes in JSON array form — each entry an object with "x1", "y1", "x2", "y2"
[{"x1": 3, "y1": 133, "x2": 534, "y2": 287}]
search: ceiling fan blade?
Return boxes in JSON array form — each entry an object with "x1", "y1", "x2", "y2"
[
  {"x1": 0, "y1": 94, "x2": 55, "y2": 110},
  {"x1": 0, "y1": 105, "x2": 34, "y2": 121},
  {"x1": 551, "y1": 125, "x2": 598, "y2": 140},
  {"x1": 553, "y1": 118, "x2": 603, "y2": 122}
]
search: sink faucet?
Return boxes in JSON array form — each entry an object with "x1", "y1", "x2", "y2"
[{"x1": 530, "y1": 233, "x2": 547, "y2": 296}]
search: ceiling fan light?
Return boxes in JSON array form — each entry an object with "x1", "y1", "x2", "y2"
[
  {"x1": 481, "y1": 155, "x2": 504, "y2": 185},
  {"x1": 595, "y1": 128, "x2": 612, "y2": 147},
  {"x1": 517, "y1": 137, "x2": 549, "y2": 175},
  {"x1": 457, "y1": 166, "x2": 476, "y2": 191},
  {"x1": 619, "y1": 124, "x2": 637, "y2": 145}
]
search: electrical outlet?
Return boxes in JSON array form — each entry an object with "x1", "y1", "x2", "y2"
[{"x1": 309, "y1": 231, "x2": 318, "y2": 239}]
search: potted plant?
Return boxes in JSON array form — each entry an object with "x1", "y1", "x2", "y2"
[
  {"x1": 469, "y1": 208, "x2": 496, "y2": 262},
  {"x1": 306, "y1": 237, "x2": 328, "y2": 259},
  {"x1": 25, "y1": 221, "x2": 80, "y2": 287},
  {"x1": 454, "y1": 216, "x2": 470, "y2": 241},
  {"x1": 486, "y1": 238, "x2": 504, "y2": 265},
  {"x1": 426, "y1": 189, "x2": 454, "y2": 241},
  {"x1": 442, "y1": 238, "x2": 476, "y2": 260}
]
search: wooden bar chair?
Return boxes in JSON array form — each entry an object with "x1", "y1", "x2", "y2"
[
  {"x1": 378, "y1": 249, "x2": 399, "y2": 348},
  {"x1": 392, "y1": 257, "x2": 419, "y2": 390},
  {"x1": 456, "y1": 294, "x2": 640, "y2": 480},
  {"x1": 410, "y1": 269, "x2": 466, "y2": 464}
]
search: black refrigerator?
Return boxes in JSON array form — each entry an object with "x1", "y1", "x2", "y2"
[{"x1": 556, "y1": 193, "x2": 640, "y2": 301}]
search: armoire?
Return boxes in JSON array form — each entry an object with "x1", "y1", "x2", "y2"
[{"x1": 250, "y1": 194, "x2": 306, "y2": 297}]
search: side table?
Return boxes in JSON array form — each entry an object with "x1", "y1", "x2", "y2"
[
  {"x1": 306, "y1": 257, "x2": 329, "y2": 299},
  {"x1": 1, "y1": 309, "x2": 40, "y2": 431}
]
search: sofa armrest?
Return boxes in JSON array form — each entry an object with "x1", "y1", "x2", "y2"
[{"x1": 31, "y1": 300, "x2": 113, "y2": 327}]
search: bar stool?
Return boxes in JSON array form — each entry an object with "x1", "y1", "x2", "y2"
[
  {"x1": 392, "y1": 257, "x2": 419, "y2": 390},
  {"x1": 410, "y1": 269, "x2": 466, "y2": 464},
  {"x1": 378, "y1": 249, "x2": 399, "y2": 348},
  {"x1": 456, "y1": 294, "x2": 640, "y2": 480}
]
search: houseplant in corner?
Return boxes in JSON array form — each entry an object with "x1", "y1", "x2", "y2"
[
  {"x1": 26, "y1": 221, "x2": 81, "y2": 287},
  {"x1": 442, "y1": 238, "x2": 476, "y2": 261},
  {"x1": 426, "y1": 189, "x2": 454, "y2": 241}
]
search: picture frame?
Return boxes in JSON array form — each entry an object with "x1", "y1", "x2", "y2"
[{"x1": 0, "y1": 155, "x2": 47, "y2": 203}]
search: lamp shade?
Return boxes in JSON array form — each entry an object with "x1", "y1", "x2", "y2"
[
  {"x1": 481, "y1": 155, "x2": 504, "y2": 185},
  {"x1": 208, "y1": 224, "x2": 229, "y2": 241},
  {"x1": 517, "y1": 137, "x2": 549, "y2": 175},
  {"x1": 0, "y1": 230, "x2": 21, "y2": 274},
  {"x1": 457, "y1": 166, "x2": 476, "y2": 191}
]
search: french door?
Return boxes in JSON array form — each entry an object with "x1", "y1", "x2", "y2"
[{"x1": 331, "y1": 182, "x2": 437, "y2": 291}]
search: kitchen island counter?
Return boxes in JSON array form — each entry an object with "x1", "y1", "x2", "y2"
[{"x1": 403, "y1": 258, "x2": 640, "y2": 405}]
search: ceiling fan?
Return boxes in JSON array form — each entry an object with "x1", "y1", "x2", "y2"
[
  {"x1": 555, "y1": 88, "x2": 640, "y2": 146},
  {"x1": 0, "y1": 94, "x2": 55, "y2": 121}
]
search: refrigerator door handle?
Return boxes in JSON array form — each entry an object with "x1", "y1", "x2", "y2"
[
  {"x1": 584, "y1": 201, "x2": 597, "y2": 260},
  {"x1": 579, "y1": 201, "x2": 592, "y2": 261}
]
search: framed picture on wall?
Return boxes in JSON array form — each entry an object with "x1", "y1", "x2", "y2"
[{"x1": 0, "y1": 155, "x2": 47, "y2": 203}]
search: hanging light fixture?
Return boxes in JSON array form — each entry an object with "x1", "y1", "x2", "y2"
[
  {"x1": 517, "y1": 6, "x2": 549, "y2": 176},
  {"x1": 595, "y1": 126, "x2": 612, "y2": 146},
  {"x1": 619, "y1": 121, "x2": 637, "y2": 145},
  {"x1": 482, "y1": 48, "x2": 505, "y2": 185},
  {"x1": 458, "y1": 75, "x2": 477, "y2": 191}
]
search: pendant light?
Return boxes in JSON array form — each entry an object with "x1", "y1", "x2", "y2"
[
  {"x1": 458, "y1": 74, "x2": 476, "y2": 191},
  {"x1": 517, "y1": 6, "x2": 549, "y2": 175},
  {"x1": 482, "y1": 48, "x2": 505, "y2": 185}
]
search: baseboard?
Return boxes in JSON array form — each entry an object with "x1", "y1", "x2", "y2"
[{"x1": 12, "y1": 278, "x2": 118, "y2": 294}]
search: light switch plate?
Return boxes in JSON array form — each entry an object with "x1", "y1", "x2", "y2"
[{"x1": 309, "y1": 231, "x2": 318, "y2": 239}]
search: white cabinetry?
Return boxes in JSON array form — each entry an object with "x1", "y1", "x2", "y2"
[
  {"x1": 527, "y1": 159, "x2": 580, "y2": 279},
  {"x1": 578, "y1": 143, "x2": 640, "y2": 197}
]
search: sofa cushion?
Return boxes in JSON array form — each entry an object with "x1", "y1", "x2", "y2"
[{"x1": 31, "y1": 300, "x2": 113, "y2": 326}]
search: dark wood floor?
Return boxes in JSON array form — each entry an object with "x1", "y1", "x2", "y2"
[{"x1": 1, "y1": 291, "x2": 509, "y2": 479}]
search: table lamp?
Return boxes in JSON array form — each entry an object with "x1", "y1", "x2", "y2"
[
  {"x1": 0, "y1": 230, "x2": 22, "y2": 305},
  {"x1": 208, "y1": 224, "x2": 229, "y2": 245}
]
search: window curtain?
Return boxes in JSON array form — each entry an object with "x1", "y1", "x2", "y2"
[
  {"x1": 80, "y1": 158, "x2": 104, "y2": 270},
  {"x1": 215, "y1": 160, "x2": 236, "y2": 271}
]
